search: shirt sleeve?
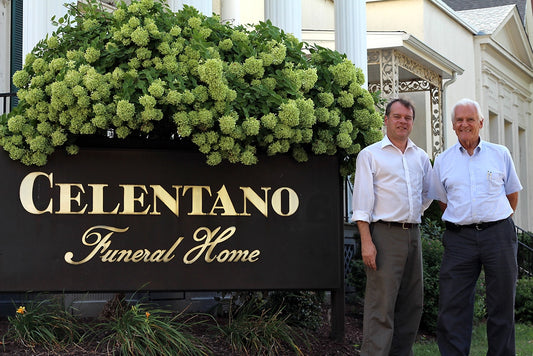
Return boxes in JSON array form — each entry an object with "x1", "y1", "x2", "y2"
[
  {"x1": 504, "y1": 148, "x2": 523, "y2": 195},
  {"x1": 421, "y1": 154, "x2": 433, "y2": 214},
  {"x1": 429, "y1": 157, "x2": 448, "y2": 204},
  {"x1": 351, "y1": 149, "x2": 375, "y2": 223}
]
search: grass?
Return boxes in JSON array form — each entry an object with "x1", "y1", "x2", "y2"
[{"x1": 413, "y1": 322, "x2": 533, "y2": 355}]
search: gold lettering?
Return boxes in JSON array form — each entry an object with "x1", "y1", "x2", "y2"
[
  {"x1": 271, "y1": 187, "x2": 299, "y2": 216},
  {"x1": 56, "y1": 183, "x2": 88, "y2": 214},
  {"x1": 64, "y1": 225, "x2": 129, "y2": 265},
  {"x1": 88, "y1": 184, "x2": 120, "y2": 214},
  {"x1": 183, "y1": 226, "x2": 259, "y2": 264},
  {"x1": 240, "y1": 187, "x2": 270, "y2": 217},
  {"x1": 183, "y1": 185, "x2": 211, "y2": 215},
  {"x1": 115, "y1": 250, "x2": 133, "y2": 262},
  {"x1": 183, "y1": 226, "x2": 234, "y2": 264},
  {"x1": 19, "y1": 172, "x2": 53, "y2": 214},
  {"x1": 120, "y1": 185, "x2": 150, "y2": 215},
  {"x1": 216, "y1": 249, "x2": 261, "y2": 262},
  {"x1": 150, "y1": 185, "x2": 182, "y2": 217},
  {"x1": 131, "y1": 249, "x2": 149, "y2": 262},
  {"x1": 209, "y1": 185, "x2": 237, "y2": 216}
]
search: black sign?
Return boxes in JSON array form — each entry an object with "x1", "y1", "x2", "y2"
[{"x1": 0, "y1": 148, "x2": 343, "y2": 292}]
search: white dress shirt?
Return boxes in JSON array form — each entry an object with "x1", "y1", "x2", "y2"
[
  {"x1": 351, "y1": 135, "x2": 432, "y2": 224},
  {"x1": 430, "y1": 140, "x2": 522, "y2": 224}
]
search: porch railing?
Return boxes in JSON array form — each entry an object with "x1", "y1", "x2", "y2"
[{"x1": 0, "y1": 92, "x2": 16, "y2": 116}]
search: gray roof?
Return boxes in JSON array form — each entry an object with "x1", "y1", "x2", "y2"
[
  {"x1": 457, "y1": 5, "x2": 516, "y2": 34},
  {"x1": 442, "y1": 0, "x2": 526, "y2": 24}
]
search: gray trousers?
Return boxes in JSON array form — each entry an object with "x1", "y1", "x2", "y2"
[
  {"x1": 361, "y1": 222, "x2": 423, "y2": 356},
  {"x1": 437, "y1": 217, "x2": 517, "y2": 356}
]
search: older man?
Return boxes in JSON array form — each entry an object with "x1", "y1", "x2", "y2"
[
  {"x1": 430, "y1": 98, "x2": 522, "y2": 356},
  {"x1": 352, "y1": 98, "x2": 432, "y2": 356}
]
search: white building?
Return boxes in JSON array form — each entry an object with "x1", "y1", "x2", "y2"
[{"x1": 1, "y1": 0, "x2": 532, "y2": 229}]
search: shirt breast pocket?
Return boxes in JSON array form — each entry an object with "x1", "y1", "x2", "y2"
[{"x1": 487, "y1": 171, "x2": 504, "y2": 195}]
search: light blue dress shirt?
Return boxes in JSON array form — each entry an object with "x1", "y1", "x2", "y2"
[{"x1": 430, "y1": 140, "x2": 522, "y2": 224}]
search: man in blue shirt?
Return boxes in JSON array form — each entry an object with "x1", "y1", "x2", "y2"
[{"x1": 430, "y1": 98, "x2": 522, "y2": 356}]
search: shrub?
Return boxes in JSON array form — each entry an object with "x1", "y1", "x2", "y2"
[
  {"x1": 216, "y1": 299, "x2": 307, "y2": 355},
  {"x1": 1, "y1": 0, "x2": 382, "y2": 177},
  {"x1": 419, "y1": 220, "x2": 444, "y2": 332},
  {"x1": 265, "y1": 291, "x2": 324, "y2": 330},
  {"x1": 515, "y1": 277, "x2": 533, "y2": 324},
  {"x1": 4, "y1": 298, "x2": 84, "y2": 352},
  {"x1": 347, "y1": 258, "x2": 366, "y2": 302},
  {"x1": 95, "y1": 302, "x2": 210, "y2": 356},
  {"x1": 473, "y1": 272, "x2": 487, "y2": 323}
]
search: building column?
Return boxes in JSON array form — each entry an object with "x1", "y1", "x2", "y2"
[
  {"x1": 334, "y1": 0, "x2": 367, "y2": 87},
  {"x1": 221, "y1": 0, "x2": 240, "y2": 25},
  {"x1": 264, "y1": 0, "x2": 301, "y2": 41},
  {"x1": 168, "y1": 0, "x2": 212, "y2": 16}
]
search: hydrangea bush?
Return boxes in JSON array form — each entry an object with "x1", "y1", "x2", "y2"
[{"x1": 0, "y1": 0, "x2": 383, "y2": 177}]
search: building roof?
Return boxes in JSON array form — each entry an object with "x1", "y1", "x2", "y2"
[
  {"x1": 442, "y1": 0, "x2": 527, "y2": 24},
  {"x1": 456, "y1": 5, "x2": 515, "y2": 34}
]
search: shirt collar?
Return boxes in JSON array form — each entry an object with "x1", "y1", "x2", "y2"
[
  {"x1": 457, "y1": 138, "x2": 483, "y2": 154},
  {"x1": 381, "y1": 135, "x2": 416, "y2": 151}
]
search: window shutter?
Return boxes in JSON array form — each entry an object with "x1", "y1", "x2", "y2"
[{"x1": 10, "y1": 0, "x2": 23, "y2": 107}]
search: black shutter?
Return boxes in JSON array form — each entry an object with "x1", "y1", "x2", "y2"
[{"x1": 10, "y1": 0, "x2": 23, "y2": 107}]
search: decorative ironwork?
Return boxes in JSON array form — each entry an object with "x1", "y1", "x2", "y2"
[
  {"x1": 399, "y1": 79, "x2": 431, "y2": 92},
  {"x1": 430, "y1": 85, "x2": 443, "y2": 157},
  {"x1": 380, "y1": 49, "x2": 399, "y2": 98},
  {"x1": 366, "y1": 49, "x2": 444, "y2": 157},
  {"x1": 395, "y1": 51, "x2": 440, "y2": 87}
]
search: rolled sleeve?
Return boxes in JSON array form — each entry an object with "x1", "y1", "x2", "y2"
[{"x1": 351, "y1": 150, "x2": 375, "y2": 223}]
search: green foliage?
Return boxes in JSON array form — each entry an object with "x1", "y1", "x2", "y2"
[
  {"x1": 265, "y1": 291, "x2": 324, "y2": 330},
  {"x1": 414, "y1": 323, "x2": 533, "y2": 355},
  {"x1": 347, "y1": 258, "x2": 366, "y2": 302},
  {"x1": 95, "y1": 303, "x2": 210, "y2": 356},
  {"x1": 216, "y1": 298, "x2": 307, "y2": 355},
  {"x1": 515, "y1": 277, "x2": 533, "y2": 323},
  {"x1": 4, "y1": 298, "x2": 84, "y2": 352},
  {"x1": 473, "y1": 272, "x2": 487, "y2": 323},
  {"x1": 1, "y1": 0, "x2": 381, "y2": 177},
  {"x1": 421, "y1": 201, "x2": 444, "y2": 228},
  {"x1": 419, "y1": 219, "x2": 444, "y2": 332}
]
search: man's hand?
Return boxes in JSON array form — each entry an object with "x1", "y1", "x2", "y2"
[
  {"x1": 357, "y1": 221, "x2": 377, "y2": 270},
  {"x1": 361, "y1": 239, "x2": 377, "y2": 271}
]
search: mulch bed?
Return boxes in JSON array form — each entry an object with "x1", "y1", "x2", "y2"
[{"x1": 0, "y1": 308, "x2": 364, "y2": 355}]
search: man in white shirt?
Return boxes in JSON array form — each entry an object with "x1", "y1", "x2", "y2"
[
  {"x1": 430, "y1": 98, "x2": 522, "y2": 356},
  {"x1": 351, "y1": 98, "x2": 432, "y2": 356}
]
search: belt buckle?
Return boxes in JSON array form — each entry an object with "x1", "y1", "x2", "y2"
[
  {"x1": 402, "y1": 223, "x2": 409, "y2": 230},
  {"x1": 475, "y1": 223, "x2": 482, "y2": 231}
]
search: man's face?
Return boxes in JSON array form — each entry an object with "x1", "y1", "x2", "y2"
[
  {"x1": 384, "y1": 101, "x2": 414, "y2": 142},
  {"x1": 452, "y1": 104, "x2": 483, "y2": 144}
]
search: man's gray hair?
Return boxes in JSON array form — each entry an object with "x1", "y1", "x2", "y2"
[{"x1": 451, "y1": 98, "x2": 484, "y2": 121}]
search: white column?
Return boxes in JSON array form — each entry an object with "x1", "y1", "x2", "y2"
[
  {"x1": 264, "y1": 0, "x2": 301, "y2": 41},
  {"x1": 23, "y1": 0, "x2": 67, "y2": 58},
  {"x1": 221, "y1": 0, "x2": 240, "y2": 26},
  {"x1": 335, "y1": 0, "x2": 367, "y2": 87},
  {"x1": 168, "y1": 0, "x2": 212, "y2": 16}
]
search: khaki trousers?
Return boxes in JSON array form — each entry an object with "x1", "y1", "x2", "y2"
[{"x1": 361, "y1": 222, "x2": 423, "y2": 356}]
